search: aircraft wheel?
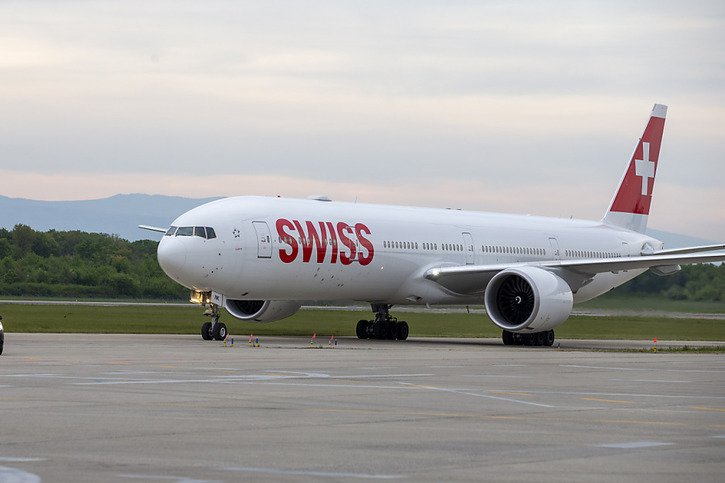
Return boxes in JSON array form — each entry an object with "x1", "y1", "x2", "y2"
[
  {"x1": 372, "y1": 322, "x2": 385, "y2": 339},
  {"x1": 535, "y1": 332, "x2": 547, "y2": 346},
  {"x1": 502, "y1": 330, "x2": 514, "y2": 345},
  {"x1": 201, "y1": 322, "x2": 213, "y2": 340},
  {"x1": 544, "y1": 330, "x2": 555, "y2": 347},
  {"x1": 396, "y1": 321, "x2": 409, "y2": 341},
  {"x1": 213, "y1": 322, "x2": 227, "y2": 341},
  {"x1": 386, "y1": 322, "x2": 397, "y2": 340},
  {"x1": 356, "y1": 320, "x2": 368, "y2": 339}
]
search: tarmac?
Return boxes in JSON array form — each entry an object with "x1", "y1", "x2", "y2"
[{"x1": 0, "y1": 334, "x2": 723, "y2": 482}]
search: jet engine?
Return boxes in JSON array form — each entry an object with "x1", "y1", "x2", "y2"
[
  {"x1": 224, "y1": 299, "x2": 302, "y2": 323},
  {"x1": 484, "y1": 266, "x2": 573, "y2": 332}
]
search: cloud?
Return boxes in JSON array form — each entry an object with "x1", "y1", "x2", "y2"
[{"x1": 0, "y1": 1, "x2": 722, "y2": 239}]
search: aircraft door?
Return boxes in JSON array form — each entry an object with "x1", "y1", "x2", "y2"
[
  {"x1": 548, "y1": 237, "x2": 561, "y2": 260},
  {"x1": 462, "y1": 232, "x2": 475, "y2": 265},
  {"x1": 252, "y1": 221, "x2": 272, "y2": 259}
]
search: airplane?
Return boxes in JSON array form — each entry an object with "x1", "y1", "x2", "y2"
[{"x1": 141, "y1": 104, "x2": 725, "y2": 346}]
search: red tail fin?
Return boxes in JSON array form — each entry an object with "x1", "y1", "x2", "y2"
[{"x1": 603, "y1": 104, "x2": 667, "y2": 233}]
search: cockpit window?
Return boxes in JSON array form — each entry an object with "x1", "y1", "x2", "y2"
[
  {"x1": 174, "y1": 226, "x2": 218, "y2": 239},
  {"x1": 165, "y1": 226, "x2": 178, "y2": 236}
]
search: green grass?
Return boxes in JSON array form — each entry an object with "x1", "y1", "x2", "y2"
[
  {"x1": 1, "y1": 303, "x2": 723, "y2": 341},
  {"x1": 578, "y1": 294, "x2": 725, "y2": 313}
]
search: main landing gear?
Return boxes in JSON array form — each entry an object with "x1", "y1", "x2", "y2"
[
  {"x1": 356, "y1": 304, "x2": 409, "y2": 341},
  {"x1": 502, "y1": 329, "x2": 555, "y2": 347},
  {"x1": 200, "y1": 302, "x2": 227, "y2": 341}
]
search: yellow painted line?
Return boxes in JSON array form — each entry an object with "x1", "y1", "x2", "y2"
[
  {"x1": 690, "y1": 406, "x2": 725, "y2": 413},
  {"x1": 317, "y1": 407, "x2": 525, "y2": 421},
  {"x1": 490, "y1": 391, "x2": 532, "y2": 397},
  {"x1": 580, "y1": 397, "x2": 632, "y2": 404}
]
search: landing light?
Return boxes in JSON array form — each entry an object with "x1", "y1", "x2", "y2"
[
  {"x1": 430, "y1": 269, "x2": 441, "y2": 278},
  {"x1": 189, "y1": 290, "x2": 211, "y2": 305}
]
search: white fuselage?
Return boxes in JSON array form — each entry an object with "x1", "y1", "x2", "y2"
[{"x1": 157, "y1": 196, "x2": 660, "y2": 306}]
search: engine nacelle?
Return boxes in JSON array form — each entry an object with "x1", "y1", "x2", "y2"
[
  {"x1": 484, "y1": 266, "x2": 573, "y2": 332},
  {"x1": 224, "y1": 299, "x2": 302, "y2": 323}
]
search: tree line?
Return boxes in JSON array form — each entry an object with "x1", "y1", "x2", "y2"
[
  {"x1": 0, "y1": 225, "x2": 186, "y2": 299},
  {"x1": 0, "y1": 224, "x2": 722, "y2": 301}
]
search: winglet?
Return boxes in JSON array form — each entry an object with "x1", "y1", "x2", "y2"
[{"x1": 602, "y1": 103, "x2": 667, "y2": 233}]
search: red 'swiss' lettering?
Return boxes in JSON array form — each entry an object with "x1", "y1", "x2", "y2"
[
  {"x1": 325, "y1": 221, "x2": 338, "y2": 264},
  {"x1": 274, "y1": 218, "x2": 374, "y2": 265},
  {"x1": 276, "y1": 218, "x2": 298, "y2": 263},
  {"x1": 337, "y1": 222, "x2": 357, "y2": 266},
  {"x1": 355, "y1": 223, "x2": 374, "y2": 266}
]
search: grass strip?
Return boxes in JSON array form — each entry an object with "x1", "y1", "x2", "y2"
[{"x1": 1, "y1": 303, "x2": 723, "y2": 341}]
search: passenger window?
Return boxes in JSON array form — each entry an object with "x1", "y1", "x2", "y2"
[
  {"x1": 176, "y1": 227, "x2": 193, "y2": 237},
  {"x1": 206, "y1": 227, "x2": 217, "y2": 239}
]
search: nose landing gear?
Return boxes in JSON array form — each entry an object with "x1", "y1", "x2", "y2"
[{"x1": 201, "y1": 302, "x2": 227, "y2": 341}]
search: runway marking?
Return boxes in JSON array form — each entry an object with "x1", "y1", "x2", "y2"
[
  {"x1": 428, "y1": 365, "x2": 467, "y2": 368},
  {"x1": 119, "y1": 474, "x2": 219, "y2": 483},
  {"x1": 597, "y1": 441, "x2": 673, "y2": 449},
  {"x1": 690, "y1": 406, "x2": 725, "y2": 412},
  {"x1": 398, "y1": 382, "x2": 555, "y2": 408},
  {"x1": 224, "y1": 465, "x2": 405, "y2": 479},
  {"x1": 562, "y1": 364, "x2": 722, "y2": 374},
  {"x1": 0, "y1": 373, "x2": 62, "y2": 378},
  {"x1": 490, "y1": 391, "x2": 532, "y2": 396},
  {"x1": 318, "y1": 407, "x2": 525, "y2": 421},
  {"x1": 713, "y1": 435, "x2": 725, "y2": 439},
  {"x1": 0, "y1": 466, "x2": 42, "y2": 483},
  {"x1": 611, "y1": 379, "x2": 691, "y2": 384},
  {"x1": 512, "y1": 390, "x2": 725, "y2": 400},
  {"x1": 0, "y1": 458, "x2": 45, "y2": 463},
  {"x1": 596, "y1": 419, "x2": 683, "y2": 427},
  {"x1": 580, "y1": 397, "x2": 632, "y2": 404}
]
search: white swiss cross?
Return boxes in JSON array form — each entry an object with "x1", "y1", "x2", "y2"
[{"x1": 634, "y1": 142, "x2": 655, "y2": 196}]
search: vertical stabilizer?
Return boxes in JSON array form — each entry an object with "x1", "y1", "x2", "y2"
[{"x1": 602, "y1": 104, "x2": 667, "y2": 233}]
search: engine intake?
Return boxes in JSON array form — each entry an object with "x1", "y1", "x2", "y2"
[
  {"x1": 484, "y1": 267, "x2": 573, "y2": 332},
  {"x1": 224, "y1": 299, "x2": 301, "y2": 323}
]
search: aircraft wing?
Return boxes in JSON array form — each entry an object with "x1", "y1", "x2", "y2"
[
  {"x1": 424, "y1": 251, "x2": 725, "y2": 294},
  {"x1": 652, "y1": 244, "x2": 725, "y2": 256}
]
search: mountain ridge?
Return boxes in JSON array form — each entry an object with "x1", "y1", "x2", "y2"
[{"x1": 0, "y1": 193, "x2": 716, "y2": 247}]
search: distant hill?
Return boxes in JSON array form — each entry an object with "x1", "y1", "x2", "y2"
[
  {"x1": 0, "y1": 193, "x2": 717, "y2": 246},
  {"x1": 0, "y1": 194, "x2": 221, "y2": 241}
]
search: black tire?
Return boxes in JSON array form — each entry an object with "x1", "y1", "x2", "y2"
[
  {"x1": 544, "y1": 330, "x2": 555, "y2": 347},
  {"x1": 535, "y1": 332, "x2": 547, "y2": 346},
  {"x1": 212, "y1": 322, "x2": 227, "y2": 341},
  {"x1": 356, "y1": 320, "x2": 368, "y2": 339},
  {"x1": 386, "y1": 322, "x2": 397, "y2": 340},
  {"x1": 523, "y1": 334, "x2": 535, "y2": 346},
  {"x1": 502, "y1": 330, "x2": 514, "y2": 345},
  {"x1": 372, "y1": 322, "x2": 385, "y2": 339},
  {"x1": 396, "y1": 321, "x2": 409, "y2": 341},
  {"x1": 201, "y1": 322, "x2": 213, "y2": 340}
]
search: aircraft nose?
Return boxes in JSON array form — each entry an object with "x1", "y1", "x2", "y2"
[{"x1": 157, "y1": 237, "x2": 188, "y2": 281}]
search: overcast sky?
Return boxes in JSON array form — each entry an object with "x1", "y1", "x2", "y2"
[{"x1": 1, "y1": 0, "x2": 723, "y2": 239}]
